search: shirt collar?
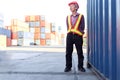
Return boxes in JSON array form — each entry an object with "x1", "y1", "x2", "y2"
[{"x1": 71, "y1": 13, "x2": 79, "y2": 17}]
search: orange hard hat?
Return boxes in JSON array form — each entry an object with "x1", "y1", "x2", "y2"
[{"x1": 68, "y1": 1, "x2": 79, "y2": 8}]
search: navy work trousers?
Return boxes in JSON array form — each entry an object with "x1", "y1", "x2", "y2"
[{"x1": 65, "y1": 32, "x2": 84, "y2": 69}]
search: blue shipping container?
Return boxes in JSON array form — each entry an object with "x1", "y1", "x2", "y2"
[
  {"x1": 87, "y1": 0, "x2": 119, "y2": 80},
  {"x1": 0, "y1": 27, "x2": 11, "y2": 38}
]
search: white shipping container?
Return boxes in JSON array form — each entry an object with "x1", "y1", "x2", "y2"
[
  {"x1": 17, "y1": 39, "x2": 23, "y2": 46},
  {"x1": 12, "y1": 39, "x2": 17, "y2": 46},
  {"x1": 30, "y1": 28, "x2": 35, "y2": 33},
  {"x1": 45, "y1": 28, "x2": 51, "y2": 33},
  {"x1": 46, "y1": 39, "x2": 51, "y2": 45},
  {"x1": 23, "y1": 39, "x2": 34, "y2": 46},
  {"x1": 24, "y1": 32, "x2": 34, "y2": 39},
  {"x1": 35, "y1": 40, "x2": 40, "y2": 45}
]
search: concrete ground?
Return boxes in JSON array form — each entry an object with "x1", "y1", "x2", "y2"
[{"x1": 0, "y1": 46, "x2": 99, "y2": 80}]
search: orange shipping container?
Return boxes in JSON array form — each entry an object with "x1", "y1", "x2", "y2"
[
  {"x1": 11, "y1": 32, "x2": 18, "y2": 39},
  {"x1": 46, "y1": 33, "x2": 51, "y2": 39},
  {"x1": 40, "y1": 21, "x2": 45, "y2": 27},
  {"x1": 61, "y1": 34, "x2": 65, "y2": 38},
  {"x1": 34, "y1": 33, "x2": 40, "y2": 39},
  {"x1": 35, "y1": 27, "x2": 40, "y2": 33},
  {"x1": 25, "y1": 16, "x2": 30, "y2": 22},
  {"x1": 7, "y1": 38, "x2": 11, "y2": 46},
  {"x1": 35, "y1": 15, "x2": 40, "y2": 21},
  {"x1": 40, "y1": 39, "x2": 46, "y2": 45}
]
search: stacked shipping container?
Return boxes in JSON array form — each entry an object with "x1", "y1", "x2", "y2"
[
  {"x1": 0, "y1": 14, "x2": 65, "y2": 47},
  {"x1": 0, "y1": 14, "x2": 12, "y2": 47},
  {"x1": 11, "y1": 19, "x2": 30, "y2": 46}
]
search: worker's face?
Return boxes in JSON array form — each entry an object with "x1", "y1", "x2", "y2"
[{"x1": 69, "y1": 4, "x2": 77, "y2": 12}]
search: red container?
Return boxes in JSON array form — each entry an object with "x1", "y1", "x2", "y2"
[
  {"x1": 40, "y1": 39, "x2": 46, "y2": 45},
  {"x1": 34, "y1": 33, "x2": 40, "y2": 39},
  {"x1": 25, "y1": 16, "x2": 30, "y2": 22},
  {"x1": 35, "y1": 15, "x2": 40, "y2": 21},
  {"x1": 7, "y1": 38, "x2": 11, "y2": 46},
  {"x1": 40, "y1": 21, "x2": 45, "y2": 27},
  {"x1": 11, "y1": 32, "x2": 18, "y2": 39}
]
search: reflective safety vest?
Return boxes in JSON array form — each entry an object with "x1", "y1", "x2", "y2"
[{"x1": 67, "y1": 14, "x2": 83, "y2": 36}]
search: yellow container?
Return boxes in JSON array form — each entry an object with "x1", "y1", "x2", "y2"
[
  {"x1": 0, "y1": 35, "x2": 7, "y2": 47},
  {"x1": 30, "y1": 16, "x2": 35, "y2": 21}
]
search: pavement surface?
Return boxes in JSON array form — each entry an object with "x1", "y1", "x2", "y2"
[{"x1": 0, "y1": 46, "x2": 99, "y2": 80}]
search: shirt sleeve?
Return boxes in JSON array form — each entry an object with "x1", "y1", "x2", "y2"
[
  {"x1": 80, "y1": 15, "x2": 85, "y2": 34},
  {"x1": 66, "y1": 16, "x2": 68, "y2": 30}
]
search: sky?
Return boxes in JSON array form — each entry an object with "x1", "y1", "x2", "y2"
[{"x1": 0, "y1": 0, "x2": 87, "y2": 31}]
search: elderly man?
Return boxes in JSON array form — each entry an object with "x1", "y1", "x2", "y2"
[{"x1": 64, "y1": 1, "x2": 85, "y2": 72}]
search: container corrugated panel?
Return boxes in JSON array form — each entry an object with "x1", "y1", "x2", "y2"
[
  {"x1": 46, "y1": 39, "x2": 51, "y2": 45},
  {"x1": 40, "y1": 15, "x2": 45, "y2": 21},
  {"x1": 40, "y1": 39, "x2": 46, "y2": 45},
  {"x1": 11, "y1": 19, "x2": 29, "y2": 27},
  {"x1": 0, "y1": 27, "x2": 3, "y2": 35},
  {"x1": 0, "y1": 28, "x2": 11, "y2": 38},
  {"x1": 11, "y1": 39, "x2": 17, "y2": 46},
  {"x1": 35, "y1": 21, "x2": 40, "y2": 27},
  {"x1": 18, "y1": 31, "x2": 34, "y2": 39},
  {"x1": 11, "y1": 32, "x2": 18, "y2": 39},
  {"x1": 35, "y1": 40, "x2": 40, "y2": 45},
  {"x1": 40, "y1": 33, "x2": 46, "y2": 39},
  {"x1": 29, "y1": 22, "x2": 35, "y2": 27},
  {"x1": 117, "y1": 0, "x2": 120, "y2": 80},
  {"x1": 17, "y1": 31, "x2": 24, "y2": 38},
  {"x1": 51, "y1": 33, "x2": 55, "y2": 40},
  {"x1": 23, "y1": 39, "x2": 34, "y2": 46},
  {"x1": 35, "y1": 27, "x2": 40, "y2": 33},
  {"x1": 11, "y1": 26, "x2": 17, "y2": 32},
  {"x1": 30, "y1": 28, "x2": 35, "y2": 33},
  {"x1": 24, "y1": 32, "x2": 34, "y2": 39},
  {"x1": 45, "y1": 28, "x2": 51, "y2": 33},
  {"x1": 7, "y1": 38, "x2": 11, "y2": 46},
  {"x1": 0, "y1": 35, "x2": 7, "y2": 47},
  {"x1": 35, "y1": 15, "x2": 40, "y2": 21},
  {"x1": 40, "y1": 27, "x2": 45, "y2": 33},
  {"x1": 25, "y1": 16, "x2": 30, "y2": 22},
  {"x1": 46, "y1": 33, "x2": 51, "y2": 39},
  {"x1": 87, "y1": 0, "x2": 118, "y2": 80},
  {"x1": 51, "y1": 25, "x2": 55, "y2": 32},
  {"x1": 17, "y1": 39, "x2": 23, "y2": 46},
  {"x1": 61, "y1": 34, "x2": 65, "y2": 38},
  {"x1": 6, "y1": 29, "x2": 11, "y2": 38},
  {"x1": 40, "y1": 21, "x2": 45, "y2": 27},
  {"x1": 34, "y1": 33, "x2": 40, "y2": 39},
  {"x1": 30, "y1": 16, "x2": 35, "y2": 21}
]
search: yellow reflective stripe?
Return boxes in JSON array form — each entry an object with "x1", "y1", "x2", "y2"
[
  {"x1": 74, "y1": 15, "x2": 82, "y2": 30},
  {"x1": 67, "y1": 14, "x2": 83, "y2": 36},
  {"x1": 68, "y1": 15, "x2": 72, "y2": 32},
  {"x1": 70, "y1": 29, "x2": 83, "y2": 36}
]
